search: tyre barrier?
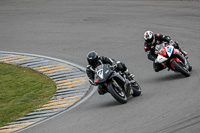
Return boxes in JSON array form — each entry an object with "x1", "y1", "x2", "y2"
[{"x1": 0, "y1": 51, "x2": 93, "y2": 133}]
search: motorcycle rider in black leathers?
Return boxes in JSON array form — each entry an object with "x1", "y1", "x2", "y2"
[
  {"x1": 86, "y1": 51, "x2": 134, "y2": 95},
  {"x1": 143, "y1": 30, "x2": 187, "y2": 72}
]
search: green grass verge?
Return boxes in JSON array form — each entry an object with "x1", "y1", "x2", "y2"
[{"x1": 0, "y1": 63, "x2": 56, "y2": 127}]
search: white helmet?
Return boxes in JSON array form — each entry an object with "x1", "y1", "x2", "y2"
[{"x1": 144, "y1": 30, "x2": 154, "y2": 44}]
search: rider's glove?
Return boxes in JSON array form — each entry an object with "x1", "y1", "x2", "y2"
[
  {"x1": 169, "y1": 40, "x2": 175, "y2": 46},
  {"x1": 113, "y1": 62, "x2": 118, "y2": 68},
  {"x1": 89, "y1": 79, "x2": 96, "y2": 85},
  {"x1": 110, "y1": 62, "x2": 117, "y2": 70},
  {"x1": 116, "y1": 61, "x2": 123, "y2": 70},
  {"x1": 170, "y1": 40, "x2": 180, "y2": 49}
]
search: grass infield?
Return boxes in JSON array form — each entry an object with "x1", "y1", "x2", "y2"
[{"x1": 0, "y1": 63, "x2": 56, "y2": 127}]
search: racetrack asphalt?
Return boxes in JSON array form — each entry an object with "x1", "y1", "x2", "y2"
[{"x1": 0, "y1": 0, "x2": 200, "y2": 133}]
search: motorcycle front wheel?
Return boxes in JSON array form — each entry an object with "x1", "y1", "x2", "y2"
[
  {"x1": 171, "y1": 60, "x2": 190, "y2": 77},
  {"x1": 107, "y1": 82, "x2": 127, "y2": 104}
]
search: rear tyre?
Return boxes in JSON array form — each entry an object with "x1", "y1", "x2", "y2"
[
  {"x1": 107, "y1": 83, "x2": 127, "y2": 104},
  {"x1": 131, "y1": 81, "x2": 141, "y2": 97},
  {"x1": 171, "y1": 60, "x2": 190, "y2": 77}
]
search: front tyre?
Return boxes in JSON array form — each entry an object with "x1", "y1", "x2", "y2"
[
  {"x1": 107, "y1": 82, "x2": 127, "y2": 104},
  {"x1": 171, "y1": 60, "x2": 190, "y2": 77}
]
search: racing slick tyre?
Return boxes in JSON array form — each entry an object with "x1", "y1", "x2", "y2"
[
  {"x1": 107, "y1": 82, "x2": 127, "y2": 104},
  {"x1": 131, "y1": 81, "x2": 141, "y2": 97},
  {"x1": 171, "y1": 60, "x2": 190, "y2": 77}
]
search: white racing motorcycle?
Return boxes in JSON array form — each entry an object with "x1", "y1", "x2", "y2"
[{"x1": 155, "y1": 42, "x2": 192, "y2": 77}]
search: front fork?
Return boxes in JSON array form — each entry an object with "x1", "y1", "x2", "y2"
[
  {"x1": 170, "y1": 52, "x2": 189, "y2": 70},
  {"x1": 111, "y1": 78, "x2": 133, "y2": 97},
  {"x1": 111, "y1": 78, "x2": 122, "y2": 91},
  {"x1": 103, "y1": 79, "x2": 123, "y2": 92}
]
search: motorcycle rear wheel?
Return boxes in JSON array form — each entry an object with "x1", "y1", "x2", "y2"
[
  {"x1": 107, "y1": 83, "x2": 127, "y2": 104},
  {"x1": 171, "y1": 60, "x2": 190, "y2": 77}
]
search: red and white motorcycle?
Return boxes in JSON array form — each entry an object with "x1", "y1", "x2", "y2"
[{"x1": 155, "y1": 42, "x2": 192, "y2": 77}]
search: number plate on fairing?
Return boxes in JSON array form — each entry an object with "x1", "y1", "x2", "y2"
[
  {"x1": 97, "y1": 69, "x2": 103, "y2": 79},
  {"x1": 166, "y1": 46, "x2": 174, "y2": 57},
  {"x1": 157, "y1": 54, "x2": 168, "y2": 63}
]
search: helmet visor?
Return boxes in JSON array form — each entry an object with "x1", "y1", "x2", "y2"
[
  {"x1": 88, "y1": 58, "x2": 98, "y2": 66},
  {"x1": 146, "y1": 37, "x2": 154, "y2": 43}
]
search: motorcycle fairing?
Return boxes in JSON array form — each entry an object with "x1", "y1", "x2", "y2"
[
  {"x1": 157, "y1": 45, "x2": 174, "y2": 64},
  {"x1": 157, "y1": 54, "x2": 168, "y2": 63},
  {"x1": 108, "y1": 72, "x2": 125, "y2": 86},
  {"x1": 94, "y1": 64, "x2": 112, "y2": 84}
]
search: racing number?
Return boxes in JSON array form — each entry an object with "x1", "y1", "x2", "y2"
[{"x1": 166, "y1": 46, "x2": 172, "y2": 53}]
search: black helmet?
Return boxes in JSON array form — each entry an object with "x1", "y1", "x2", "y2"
[{"x1": 87, "y1": 51, "x2": 99, "y2": 66}]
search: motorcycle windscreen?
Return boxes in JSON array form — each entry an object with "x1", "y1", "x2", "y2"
[{"x1": 94, "y1": 64, "x2": 112, "y2": 84}]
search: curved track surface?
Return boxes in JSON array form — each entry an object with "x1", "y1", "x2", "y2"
[{"x1": 0, "y1": 0, "x2": 200, "y2": 133}]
